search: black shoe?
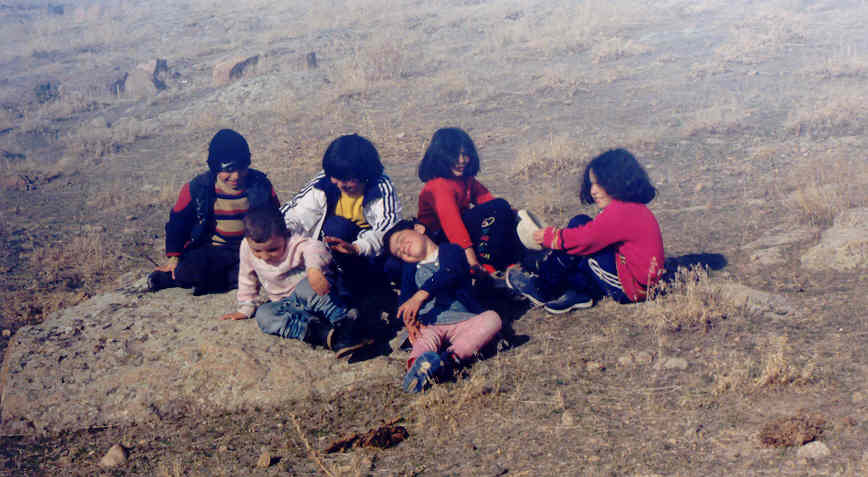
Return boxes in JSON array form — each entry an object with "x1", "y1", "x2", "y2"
[
  {"x1": 304, "y1": 318, "x2": 332, "y2": 347},
  {"x1": 147, "y1": 271, "x2": 175, "y2": 292},
  {"x1": 327, "y1": 319, "x2": 370, "y2": 358}
]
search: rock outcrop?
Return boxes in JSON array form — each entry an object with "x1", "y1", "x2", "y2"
[
  {"x1": 801, "y1": 207, "x2": 868, "y2": 271},
  {"x1": 213, "y1": 55, "x2": 260, "y2": 86},
  {"x1": 0, "y1": 273, "x2": 399, "y2": 435}
]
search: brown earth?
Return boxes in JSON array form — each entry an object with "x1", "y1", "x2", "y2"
[{"x1": 1, "y1": 0, "x2": 867, "y2": 475}]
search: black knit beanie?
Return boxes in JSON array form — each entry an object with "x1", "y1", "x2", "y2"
[{"x1": 207, "y1": 129, "x2": 251, "y2": 173}]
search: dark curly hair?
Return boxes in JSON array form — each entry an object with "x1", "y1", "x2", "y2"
[
  {"x1": 322, "y1": 134, "x2": 383, "y2": 183},
  {"x1": 579, "y1": 149, "x2": 656, "y2": 205},
  {"x1": 418, "y1": 127, "x2": 480, "y2": 182},
  {"x1": 243, "y1": 204, "x2": 289, "y2": 243}
]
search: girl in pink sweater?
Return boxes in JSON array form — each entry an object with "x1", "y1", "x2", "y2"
[{"x1": 506, "y1": 149, "x2": 664, "y2": 314}]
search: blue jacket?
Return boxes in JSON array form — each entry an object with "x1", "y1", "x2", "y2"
[{"x1": 397, "y1": 243, "x2": 483, "y2": 324}]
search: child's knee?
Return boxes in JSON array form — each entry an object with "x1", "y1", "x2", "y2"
[
  {"x1": 254, "y1": 305, "x2": 282, "y2": 334},
  {"x1": 480, "y1": 310, "x2": 502, "y2": 334}
]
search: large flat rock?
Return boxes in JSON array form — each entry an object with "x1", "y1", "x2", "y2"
[{"x1": 0, "y1": 274, "x2": 399, "y2": 435}]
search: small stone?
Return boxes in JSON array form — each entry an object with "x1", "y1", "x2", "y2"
[
  {"x1": 218, "y1": 445, "x2": 229, "y2": 453},
  {"x1": 617, "y1": 355, "x2": 633, "y2": 367},
  {"x1": 1, "y1": 329, "x2": 10, "y2": 337},
  {"x1": 560, "y1": 411, "x2": 574, "y2": 426},
  {"x1": 663, "y1": 357, "x2": 688, "y2": 370},
  {"x1": 586, "y1": 361, "x2": 604, "y2": 372},
  {"x1": 256, "y1": 449, "x2": 272, "y2": 468},
  {"x1": 99, "y1": 444, "x2": 128, "y2": 468},
  {"x1": 852, "y1": 392, "x2": 865, "y2": 404},
  {"x1": 694, "y1": 183, "x2": 705, "y2": 192},
  {"x1": 635, "y1": 351, "x2": 653, "y2": 364},
  {"x1": 797, "y1": 441, "x2": 830, "y2": 460},
  {"x1": 126, "y1": 215, "x2": 137, "y2": 221}
]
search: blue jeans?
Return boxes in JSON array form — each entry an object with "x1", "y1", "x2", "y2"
[
  {"x1": 253, "y1": 278, "x2": 350, "y2": 340},
  {"x1": 537, "y1": 214, "x2": 629, "y2": 303}
]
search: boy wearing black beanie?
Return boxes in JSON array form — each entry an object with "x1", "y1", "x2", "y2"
[{"x1": 148, "y1": 129, "x2": 280, "y2": 295}]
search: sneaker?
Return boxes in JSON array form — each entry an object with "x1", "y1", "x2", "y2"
[
  {"x1": 402, "y1": 351, "x2": 445, "y2": 393},
  {"x1": 505, "y1": 266, "x2": 547, "y2": 306},
  {"x1": 544, "y1": 289, "x2": 593, "y2": 314},
  {"x1": 327, "y1": 320, "x2": 371, "y2": 359},
  {"x1": 147, "y1": 271, "x2": 175, "y2": 292}
]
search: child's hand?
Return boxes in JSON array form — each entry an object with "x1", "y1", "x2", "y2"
[
  {"x1": 397, "y1": 290, "x2": 428, "y2": 328},
  {"x1": 155, "y1": 259, "x2": 178, "y2": 279},
  {"x1": 220, "y1": 312, "x2": 249, "y2": 320},
  {"x1": 533, "y1": 228, "x2": 546, "y2": 246},
  {"x1": 324, "y1": 236, "x2": 360, "y2": 255},
  {"x1": 307, "y1": 268, "x2": 330, "y2": 295}
]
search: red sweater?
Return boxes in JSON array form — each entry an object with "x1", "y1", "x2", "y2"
[
  {"x1": 417, "y1": 177, "x2": 495, "y2": 249},
  {"x1": 541, "y1": 200, "x2": 664, "y2": 302}
]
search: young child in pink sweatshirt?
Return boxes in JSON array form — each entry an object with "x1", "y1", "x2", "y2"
[{"x1": 219, "y1": 205, "x2": 367, "y2": 357}]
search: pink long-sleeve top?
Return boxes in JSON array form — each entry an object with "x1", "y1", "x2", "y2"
[
  {"x1": 236, "y1": 235, "x2": 332, "y2": 316},
  {"x1": 541, "y1": 200, "x2": 664, "y2": 302}
]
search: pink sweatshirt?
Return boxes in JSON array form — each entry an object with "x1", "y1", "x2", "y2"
[
  {"x1": 236, "y1": 235, "x2": 332, "y2": 316},
  {"x1": 541, "y1": 200, "x2": 664, "y2": 302}
]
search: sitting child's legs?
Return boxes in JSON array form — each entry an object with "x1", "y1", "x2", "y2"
[
  {"x1": 174, "y1": 245, "x2": 239, "y2": 294},
  {"x1": 461, "y1": 198, "x2": 523, "y2": 270},
  {"x1": 292, "y1": 277, "x2": 354, "y2": 325},
  {"x1": 409, "y1": 310, "x2": 502, "y2": 364},
  {"x1": 254, "y1": 294, "x2": 314, "y2": 340},
  {"x1": 583, "y1": 251, "x2": 630, "y2": 304}
]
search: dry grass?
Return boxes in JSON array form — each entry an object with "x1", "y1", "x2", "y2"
[
  {"x1": 714, "y1": 11, "x2": 809, "y2": 65},
  {"x1": 641, "y1": 265, "x2": 738, "y2": 332},
  {"x1": 710, "y1": 335, "x2": 817, "y2": 396},
  {"x1": 783, "y1": 153, "x2": 868, "y2": 227},
  {"x1": 590, "y1": 36, "x2": 651, "y2": 63},
  {"x1": 26, "y1": 230, "x2": 111, "y2": 289},
  {"x1": 785, "y1": 94, "x2": 867, "y2": 138}
]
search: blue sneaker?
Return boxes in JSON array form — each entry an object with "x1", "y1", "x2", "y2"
[
  {"x1": 505, "y1": 267, "x2": 547, "y2": 306},
  {"x1": 544, "y1": 289, "x2": 593, "y2": 314},
  {"x1": 402, "y1": 352, "x2": 445, "y2": 393}
]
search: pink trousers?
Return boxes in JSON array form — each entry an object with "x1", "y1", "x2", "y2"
[{"x1": 409, "y1": 310, "x2": 502, "y2": 365}]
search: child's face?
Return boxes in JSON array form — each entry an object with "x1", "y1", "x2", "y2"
[
  {"x1": 388, "y1": 226, "x2": 432, "y2": 263},
  {"x1": 450, "y1": 153, "x2": 470, "y2": 177},
  {"x1": 589, "y1": 169, "x2": 612, "y2": 209},
  {"x1": 330, "y1": 176, "x2": 365, "y2": 196},
  {"x1": 247, "y1": 233, "x2": 287, "y2": 265},
  {"x1": 217, "y1": 167, "x2": 249, "y2": 191}
]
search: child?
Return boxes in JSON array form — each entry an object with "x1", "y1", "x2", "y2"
[
  {"x1": 384, "y1": 220, "x2": 502, "y2": 393},
  {"x1": 506, "y1": 149, "x2": 664, "y2": 313},
  {"x1": 220, "y1": 205, "x2": 367, "y2": 358},
  {"x1": 149, "y1": 129, "x2": 280, "y2": 295},
  {"x1": 281, "y1": 134, "x2": 401, "y2": 291},
  {"x1": 416, "y1": 127, "x2": 524, "y2": 274}
]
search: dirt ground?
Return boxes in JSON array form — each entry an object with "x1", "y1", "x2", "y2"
[{"x1": 1, "y1": 0, "x2": 867, "y2": 475}]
